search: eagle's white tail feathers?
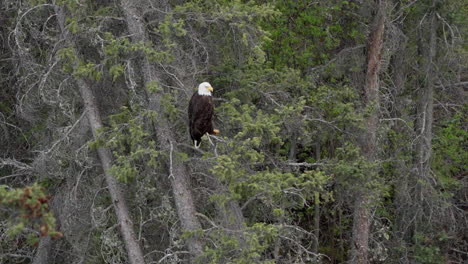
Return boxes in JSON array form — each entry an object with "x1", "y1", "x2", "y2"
[{"x1": 194, "y1": 140, "x2": 201, "y2": 149}]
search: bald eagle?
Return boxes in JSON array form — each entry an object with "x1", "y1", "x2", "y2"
[{"x1": 188, "y1": 82, "x2": 219, "y2": 148}]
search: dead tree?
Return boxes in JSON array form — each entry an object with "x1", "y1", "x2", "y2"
[
  {"x1": 413, "y1": 0, "x2": 438, "y2": 233},
  {"x1": 54, "y1": 7, "x2": 146, "y2": 264},
  {"x1": 119, "y1": 0, "x2": 204, "y2": 258},
  {"x1": 349, "y1": 1, "x2": 386, "y2": 263}
]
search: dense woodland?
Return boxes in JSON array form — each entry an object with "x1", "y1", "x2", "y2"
[{"x1": 0, "y1": 0, "x2": 466, "y2": 263}]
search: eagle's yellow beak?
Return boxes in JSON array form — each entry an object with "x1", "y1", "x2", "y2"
[{"x1": 208, "y1": 86, "x2": 214, "y2": 92}]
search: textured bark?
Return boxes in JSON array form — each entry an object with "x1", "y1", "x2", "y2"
[
  {"x1": 313, "y1": 191, "x2": 320, "y2": 254},
  {"x1": 415, "y1": 1, "x2": 437, "y2": 187},
  {"x1": 350, "y1": 195, "x2": 372, "y2": 263},
  {"x1": 361, "y1": 2, "x2": 386, "y2": 158},
  {"x1": 212, "y1": 181, "x2": 246, "y2": 232},
  {"x1": 32, "y1": 236, "x2": 52, "y2": 264},
  {"x1": 390, "y1": 27, "x2": 412, "y2": 240},
  {"x1": 76, "y1": 79, "x2": 146, "y2": 264},
  {"x1": 313, "y1": 144, "x2": 320, "y2": 255},
  {"x1": 350, "y1": 1, "x2": 386, "y2": 263},
  {"x1": 288, "y1": 131, "x2": 298, "y2": 162},
  {"x1": 55, "y1": 7, "x2": 145, "y2": 264},
  {"x1": 32, "y1": 194, "x2": 60, "y2": 264},
  {"x1": 413, "y1": 0, "x2": 438, "y2": 231},
  {"x1": 119, "y1": 0, "x2": 204, "y2": 258}
]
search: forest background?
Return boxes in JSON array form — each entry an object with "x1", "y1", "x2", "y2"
[{"x1": 0, "y1": 0, "x2": 466, "y2": 263}]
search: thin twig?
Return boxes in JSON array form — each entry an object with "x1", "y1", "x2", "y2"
[
  {"x1": 207, "y1": 134, "x2": 218, "y2": 157},
  {"x1": 44, "y1": 110, "x2": 87, "y2": 155},
  {"x1": 287, "y1": 162, "x2": 323, "y2": 168},
  {"x1": 168, "y1": 141, "x2": 174, "y2": 179}
]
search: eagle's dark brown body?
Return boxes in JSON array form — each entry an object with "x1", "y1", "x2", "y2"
[{"x1": 188, "y1": 92, "x2": 215, "y2": 147}]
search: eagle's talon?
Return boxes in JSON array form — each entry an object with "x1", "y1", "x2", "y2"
[{"x1": 213, "y1": 129, "x2": 220, "y2": 135}]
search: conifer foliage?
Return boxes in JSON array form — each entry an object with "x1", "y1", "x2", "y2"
[{"x1": 0, "y1": 0, "x2": 466, "y2": 263}]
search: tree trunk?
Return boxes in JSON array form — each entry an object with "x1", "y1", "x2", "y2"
[
  {"x1": 32, "y1": 236, "x2": 52, "y2": 264},
  {"x1": 54, "y1": 7, "x2": 145, "y2": 264},
  {"x1": 32, "y1": 193, "x2": 61, "y2": 264},
  {"x1": 210, "y1": 178, "x2": 245, "y2": 231},
  {"x1": 313, "y1": 191, "x2": 320, "y2": 255},
  {"x1": 350, "y1": 195, "x2": 372, "y2": 263},
  {"x1": 313, "y1": 143, "x2": 320, "y2": 255},
  {"x1": 350, "y1": 1, "x2": 386, "y2": 263},
  {"x1": 76, "y1": 79, "x2": 146, "y2": 264},
  {"x1": 415, "y1": 4, "x2": 436, "y2": 185},
  {"x1": 413, "y1": 0, "x2": 438, "y2": 232},
  {"x1": 119, "y1": 0, "x2": 204, "y2": 258},
  {"x1": 288, "y1": 131, "x2": 298, "y2": 162},
  {"x1": 385, "y1": 14, "x2": 417, "y2": 245}
]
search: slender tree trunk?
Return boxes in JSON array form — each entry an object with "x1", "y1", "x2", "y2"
[
  {"x1": 288, "y1": 131, "x2": 297, "y2": 162},
  {"x1": 413, "y1": 0, "x2": 438, "y2": 232},
  {"x1": 389, "y1": 20, "x2": 413, "y2": 243},
  {"x1": 350, "y1": 196, "x2": 372, "y2": 263},
  {"x1": 32, "y1": 192, "x2": 61, "y2": 264},
  {"x1": 32, "y1": 235, "x2": 52, "y2": 264},
  {"x1": 313, "y1": 143, "x2": 320, "y2": 255},
  {"x1": 77, "y1": 79, "x2": 146, "y2": 264},
  {"x1": 416, "y1": 2, "x2": 437, "y2": 177},
  {"x1": 313, "y1": 191, "x2": 320, "y2": 254},
  {"x1": 350, "y1": 1, "x2": 386, "y2": 263},
  {"x1": 119, "y1": 0, "x2": 204, "y2": 258},
  {"x1": 54, "y1": 7, "x2": 145, "y2": 264},
  {"x1": 210, "y1": 179, "x2": 245, "y2": 231}
]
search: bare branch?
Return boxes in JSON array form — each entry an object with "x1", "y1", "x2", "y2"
[{"x1": 0, "y1": 158, "x2": 32, "y2": 170}]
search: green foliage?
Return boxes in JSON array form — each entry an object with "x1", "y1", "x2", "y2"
[
  {"x1": 201, "y1": 223, "x2": 278, "y2": 264},
  {"x1": 96, "y1": 106, "x2": 161, "y2": 182},
  {"x1": 172, "y1": 0, "x2": 277, "y2": 66},
  {"x1": 174, "y1": 0, "x2": 278, "y2": 24},
  {"x1": 161, "y1": 92, "x2": 179, "y2": 121},
  {"x1": 331, "y1": 143, "x2": 387, "y2": 200},
  {"x1": 0, "y1": 184, "x2": 63, "y2": 245},
  {"x1": 109, "y1": 64, "x2": 124, "y2": 81},
  {"x1": 5, "y1": 0, "x2": 466, "y2": 262},
  {"x1": 208, "y1": 63, "x2": 335, "y2": 260},
  {"x1": 66, "y1": 17, "x2": 80, "y2": 34},
  {"x1": 307, "y1": 84, "x2": 361, "y2": 127},
  {"x1": 433, "y1": 110, "x2": 467, "y2": 190},
  {"x1": 157, "y1": 15, "x2": 187, "y2": 39},
  {"x1": 101, "y1": 32, "x2": 172, "y2": 75},
  {"x1": 74, "y1": 61, "x2": 102, "y2": 81},
  {"x1": 58, "y1": 47, "x2": 102, "y2": 80},
  {"x1": 146, "y1": 80, "x2": 162, "y2": 93},
  {"x1": 108, "y1": 161, "x2": 139, "y2": 184},
  {"x1": 56, "y1": 0, "x2": 80, "y2": 10},
  {"x1": 411, "y1": 232, "x2": 447, "y2": 264},
  {"x1": 260, "y1": 0, "x2": 363, "y2": 71},
  {"x1": 57, "y1": 47, "x2": 77, "y2": 73},
  {"x1": 444, "y1": 0, "x2": 468, "y2": 51}
]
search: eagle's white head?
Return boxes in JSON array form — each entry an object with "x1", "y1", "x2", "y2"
[{"x1": 198, "y1": 82, "x2": 213, "y2": 96}]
